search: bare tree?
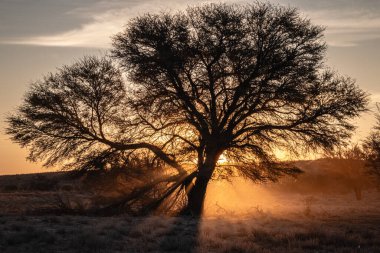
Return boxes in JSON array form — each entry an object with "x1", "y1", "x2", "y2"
[
  {"x1": 8, "y1": 3, "x2": 368, "y2": 215},
  {"x1": 363, "y1": 104, "x2": 380, "y2": 186},
  {"x1": 323, "y1": 145, "x2": 367, "y2": 200}
]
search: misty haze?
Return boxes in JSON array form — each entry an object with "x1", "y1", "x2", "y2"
[{"x1": 0, "y1": 1, "x2": 380, "y2": 253}]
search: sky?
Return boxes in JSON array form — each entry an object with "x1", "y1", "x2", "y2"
[{"x1": 0, "y1": 0, "x2": 379, "y2": 175}]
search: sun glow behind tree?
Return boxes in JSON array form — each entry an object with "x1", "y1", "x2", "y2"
[{"x1": 7, "y1": 3, "x2": 368, "y2": 215}]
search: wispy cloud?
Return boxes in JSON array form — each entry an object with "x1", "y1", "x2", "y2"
[
  {"x1": 306, "y1": 9, "x2": 380, "y2": 47},
  {"x1": 1, "y1": 0, "x2": 380, "y2": 48},
  {"x1": 371, "y1": 93, "x2": 380, "y2": 105},
  {"x1": 2, "y1": 9, "x2": 124, "y2": 48},
  {"x1": 0, "y1": 0, "x2": 209, "y2": 48}
]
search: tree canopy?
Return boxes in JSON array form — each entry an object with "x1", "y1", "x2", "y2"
[
  {"x1": 7, "y1": 3, "x2": 368, "y2": 215},
  {"x1": 364, "y1": 105, "x2": 380, "y2": 180}
]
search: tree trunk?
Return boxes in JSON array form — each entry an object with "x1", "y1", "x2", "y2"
[
  {"x1": 184, "y1": 148, "x2": 221, "y2": 216},
  {"x1": 186, "y1": 176, "x2": 210, "y2": 215}
]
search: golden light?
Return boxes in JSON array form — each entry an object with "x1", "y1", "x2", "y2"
[
  {"x1": 217, "y1": 153, "x2": 228, "y2": 165},
  {"x1": 274, "y1": 149, "x2": 288, "y2": 161}
]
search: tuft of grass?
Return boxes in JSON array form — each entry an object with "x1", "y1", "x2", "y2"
[
  {"x1": 160, "y1": 235, "x2": 198, "y2": 252},
  {"x1": 56, "y1": 227, "x2": 67, "y2": 236},
  {"x1": 4, "y1": 227, "x2": 56, "y2": 246},
  {"x1": 128, "y1": 229, "x2": 144, "y2": 238},
  {"x1": 67, "y1": 231, "x2": 110, "y2": 253}
]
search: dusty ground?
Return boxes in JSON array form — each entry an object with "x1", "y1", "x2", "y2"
[
  {"x1": 1, "y1": 188, "x2": 379, "y2": 252},
  {"x1": 0, "y1": 167, "x2": 379, "y2": 252}
]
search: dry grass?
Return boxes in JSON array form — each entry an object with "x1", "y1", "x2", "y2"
[
  {"x1": 0, "y1": 168, "x2": 379, "y2": 252},
  {"x1": 0, "y1": 213, "x2": 379, "y2": 253}
]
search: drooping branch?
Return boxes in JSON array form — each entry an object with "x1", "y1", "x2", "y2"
[
  {"x1": 100, "y1": 140, "x2": 186, "y2": 174},
  {"x1": 6, "y1": 56, "x2": 188, "y2": 174}
]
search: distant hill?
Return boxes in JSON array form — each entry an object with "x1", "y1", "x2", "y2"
[
  {"x1": 270, "y1": 159, "x2": 379, "y2": 200},
  {"x1": 0, "y1": 159, "x2": 378, "y2": 215}
]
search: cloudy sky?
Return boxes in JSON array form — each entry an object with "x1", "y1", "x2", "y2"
[{"x1": 1, "y1": 0, "x2": 380, "y2": 174}]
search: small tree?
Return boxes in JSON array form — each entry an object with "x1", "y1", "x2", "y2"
[
  {"x1": 364, "y1": 104, "x2": 380, "y2": 185},
  {"x1": 7, "y1": 3, "x2": 368, "y2": 215},
  {"x1": 324, "y1": 145, "x2": 367, "y2": 200}
]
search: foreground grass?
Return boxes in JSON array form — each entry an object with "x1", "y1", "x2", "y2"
[
  {"x1": 0, "y1": 214, "x2": 379, "y2": 253},
  {"x1": 0, "y1": 172, "x2": 379, "y2": 252}
]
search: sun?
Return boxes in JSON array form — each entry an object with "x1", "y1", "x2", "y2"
[{"x1": 217, "y1": 153, "x2": 228, "y2": 165}]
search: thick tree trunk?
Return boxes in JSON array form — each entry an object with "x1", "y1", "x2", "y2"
[
  {"x1": 183, "y1": 148, "x2": 221, "y2": 216},
  {"x1": 186, "y1": 176, "x2": 210, "y2": 215}
]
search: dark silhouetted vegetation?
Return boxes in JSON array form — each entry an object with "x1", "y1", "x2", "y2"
[
  {"x1": 0, "y1": 215, "x2": 379, "y2": 253},
  {"x1": 7, "y1": 3, "x2": 368, "y2": 215},
  {"x1": 364, "y1": 104, "x2": 380, "y2": 187}
]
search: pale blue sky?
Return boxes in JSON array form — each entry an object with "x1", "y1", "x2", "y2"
[{"x1": 1, "y1": 0, "x2": 379, "y2": 174}]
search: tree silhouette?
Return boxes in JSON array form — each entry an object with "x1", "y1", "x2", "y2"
[
  {"x1": 324, "y1": 145, "x2": 368, "y2": 200},
  {"x1": 7, "y1": 3, "x2": 368, "y2": 215},
  {"x1": 364, "y1": 104, "x2": 380, "y2": 185},
  {"x1": 7, "y1": 57, "x2": 127, "y2": 171}
]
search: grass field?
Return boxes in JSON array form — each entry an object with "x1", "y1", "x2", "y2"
[
  {"x1": 0, "y1": 167, "x2": 379, "y2": 252},
  {"x1": 0, "y1": 211, "x2": 379, "y2": 253},
  {"x1": 1, "y1": 189, "x2": 379, "y2": 252}
]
